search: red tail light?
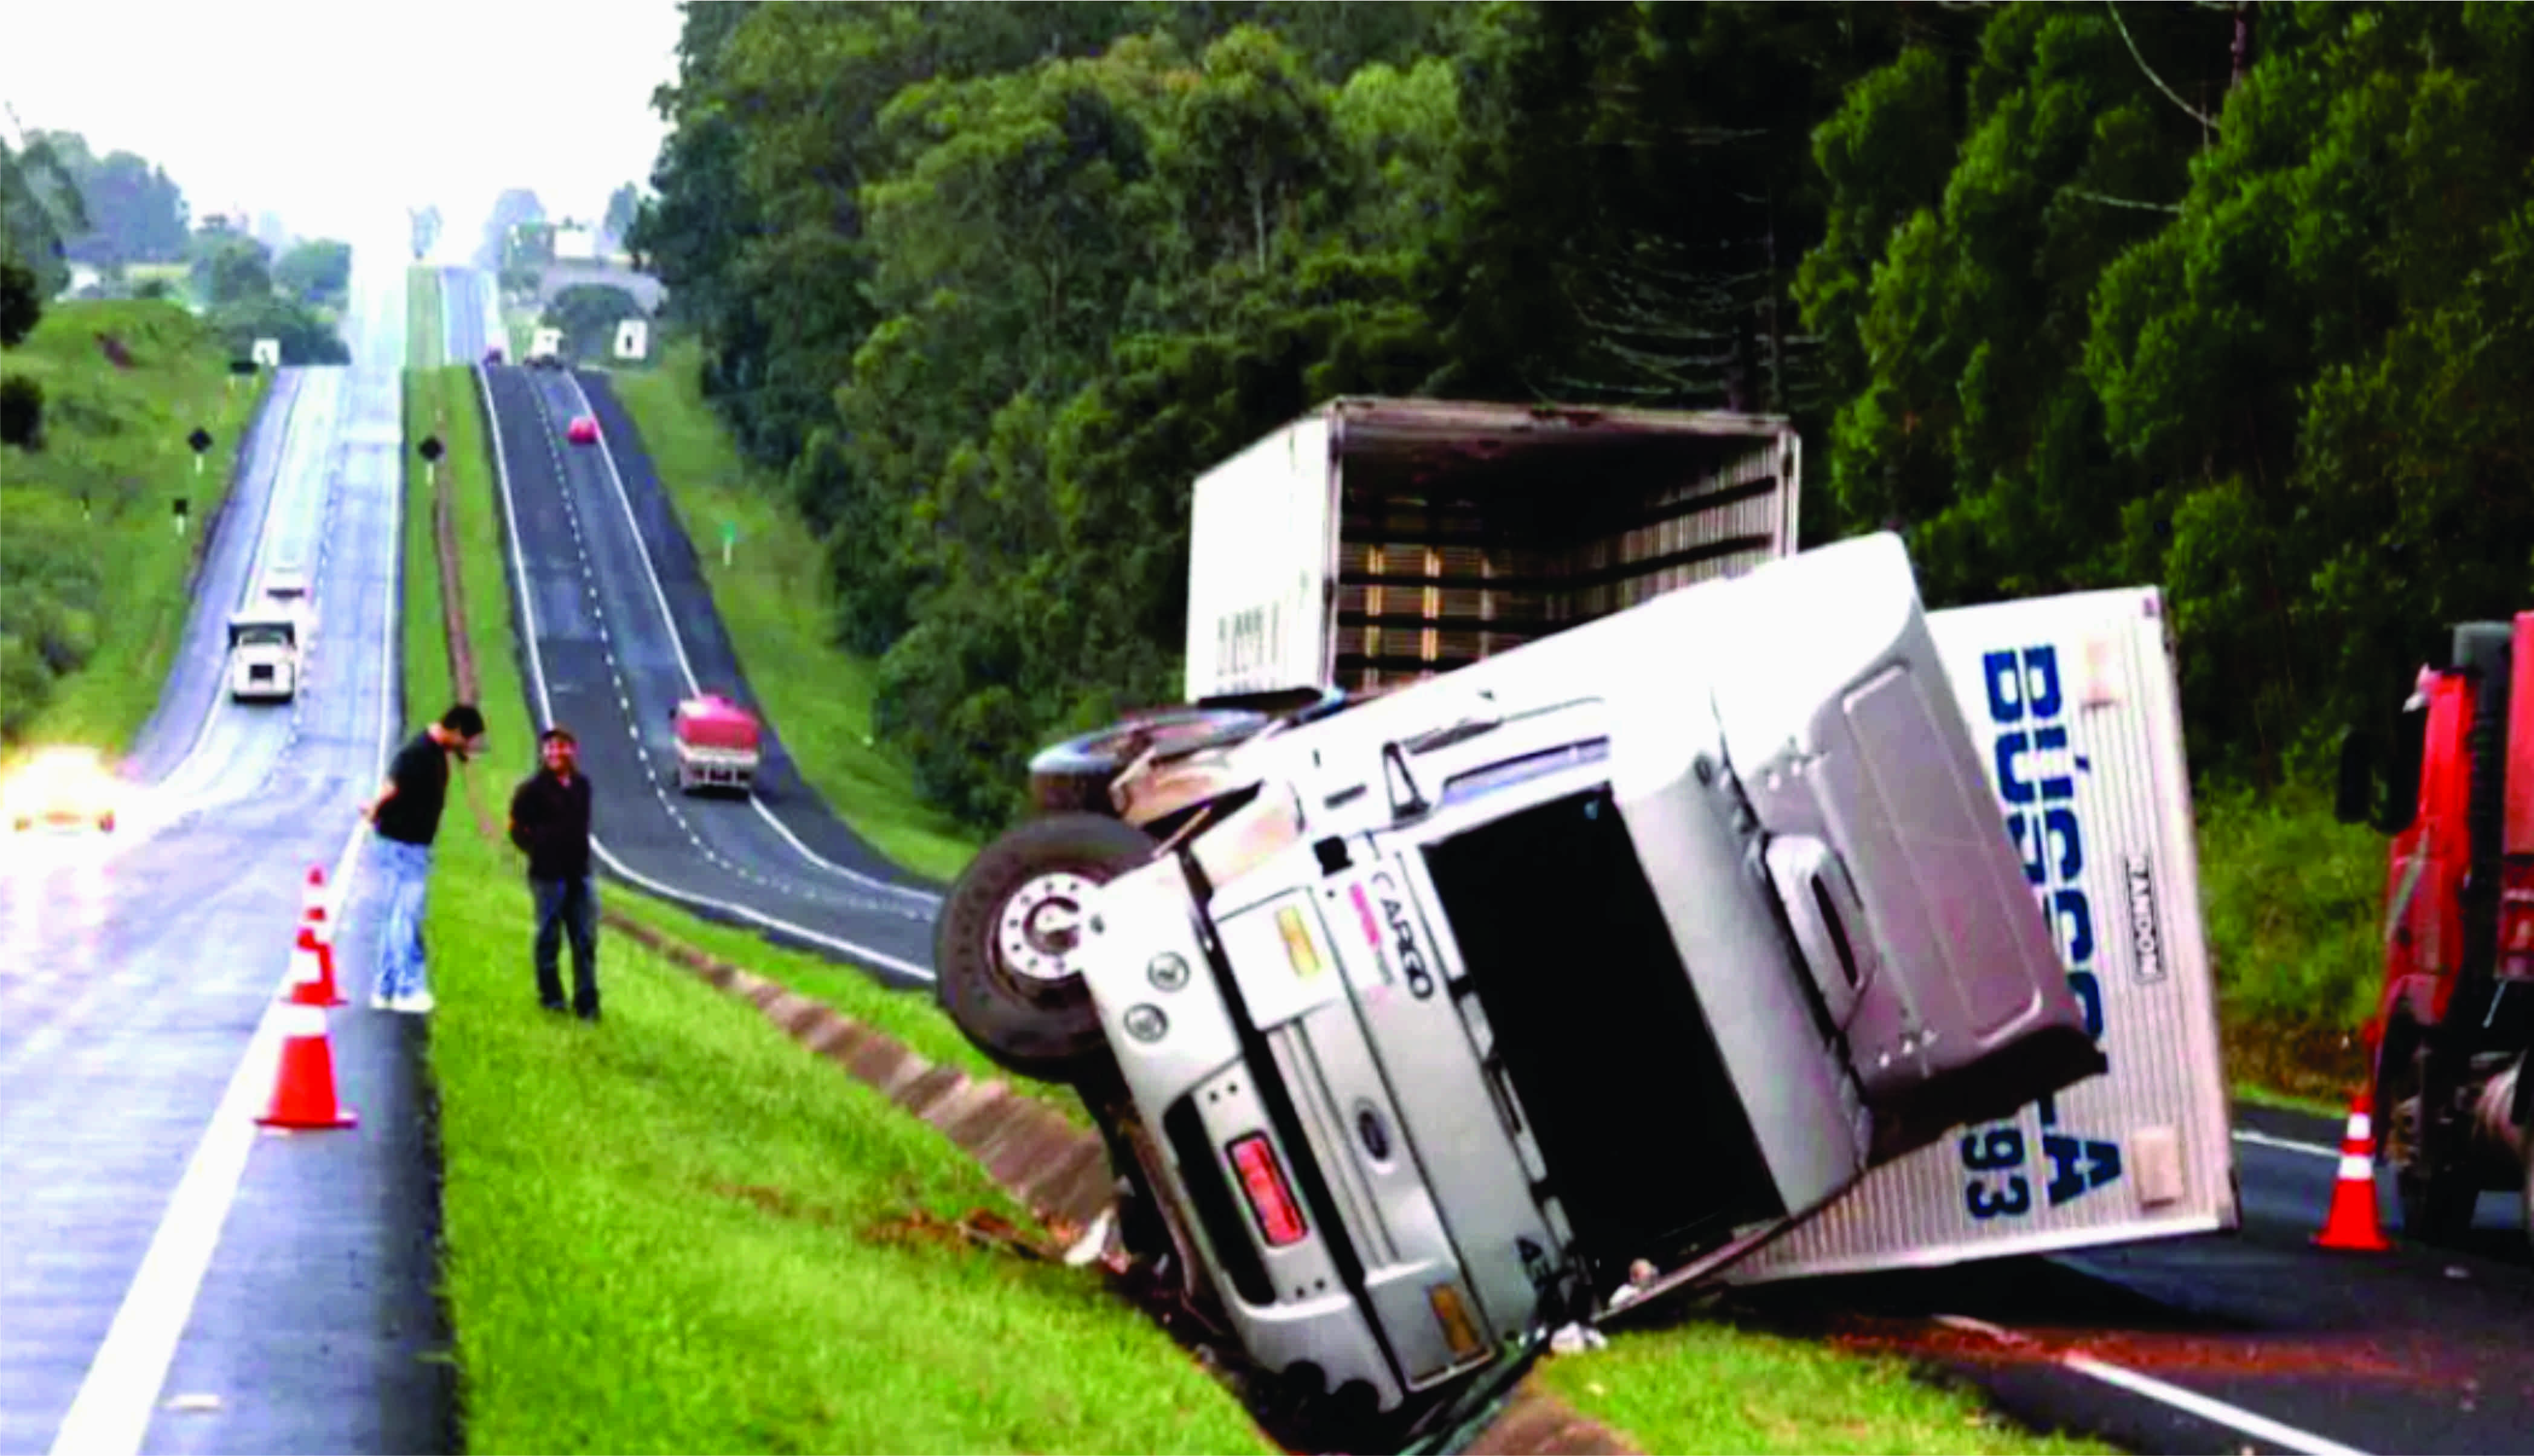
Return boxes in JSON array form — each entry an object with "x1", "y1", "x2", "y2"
[{"x1": 1226, "y1": 1133, "x2": 1308, "y2": 1247}]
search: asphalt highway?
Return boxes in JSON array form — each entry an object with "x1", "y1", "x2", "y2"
[
  {"x1": 0, "y1": 242, "x2": 449, "y2": 1455},
  {"x1": 1729, "y1": 1103, "x2": 2533, "y2": 1455},
  {"x1": 464, "y1": 316, "x2": 941, "y2": 985},
  {"x1": 437, "y1": 264, "x2": 496, "y2": 365}
]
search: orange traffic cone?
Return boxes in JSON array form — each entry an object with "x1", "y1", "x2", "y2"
[
  {"x1": 256, "y1": 1004, "x2": 358, "y2": 1130},
  {"x1": 2313, "y1": 1087, "x2": 2392, "y2": 1252},
  {"x1": 285, "y1": 924, "x2": 345, "y2": 1008},
  {"x1": 300, "y1": 864, "x2": 327, "y2": 920}
]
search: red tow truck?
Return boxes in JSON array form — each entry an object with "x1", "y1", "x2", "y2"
[
  {"x1": 2338, "y1": 610, "x2": 2533, "y2": 1251},
  {"x1": 672, "y1": 693, "x2": 762, "y2": 795}
]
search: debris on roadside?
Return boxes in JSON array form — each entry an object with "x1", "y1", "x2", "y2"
[{"x1": 1548, "y1": 1324, "x2": 1609, "y2": 1356}]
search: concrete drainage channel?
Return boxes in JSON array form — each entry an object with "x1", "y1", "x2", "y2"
[
  {"x1": 603, "y1": 908, "x2": 1641, "y2": 1456},
  {"x1": 422, "y1": 381, "x2": 1634, "y2": 1455}
]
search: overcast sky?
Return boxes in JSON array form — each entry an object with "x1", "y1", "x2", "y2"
[{"x1": 1, "y1": 0, "x2": 681, "y2": 259}]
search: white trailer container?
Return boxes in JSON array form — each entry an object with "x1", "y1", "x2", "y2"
[{"x1": 1183, "y1": 398, "x2": 1801, "y2": 704}]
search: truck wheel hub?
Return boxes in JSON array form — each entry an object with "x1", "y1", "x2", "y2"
[{"x1": 999, "y1": 872, "x2": 1099, "y2": 983}]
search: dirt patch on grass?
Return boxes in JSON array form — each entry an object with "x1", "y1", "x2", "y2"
[{"x1": 859, "y1": 1207, "x2": 1060, "y2": 1263}]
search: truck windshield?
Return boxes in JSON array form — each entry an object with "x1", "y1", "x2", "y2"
[
  {"x1": 233, "y1": 626, "x2": 291, "y2": 647},
  {"x1": 1419, "y1": 783, "x2": 1785, "y2": 1293}
]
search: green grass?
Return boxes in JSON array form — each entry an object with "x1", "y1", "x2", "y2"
[
  {"x1": 2192, "y1": 784, "x2": 2386, "y2": 1102},
  {"x1": 603, "y1": 340, "x2": 982, "y2": 882},
  {"x1": 1537, "y1": 1322, "x2": 2116, "y2": 1455},
  {"x1": 407, "y1": 267, "x2": 446, "y2": 371},
  {"x1": 580, "y1": 881, "x2": 1094, "y2": 1127},
  {"x1": 2232, "y1": 1081, "x2": 2354, "y2": 1121},
  {"x1": 4, "y1": 299, "x2": 270, "y2": 752},
  {"x1": 407, "y1": 361, "x2": 1263, "y2": 1454}
]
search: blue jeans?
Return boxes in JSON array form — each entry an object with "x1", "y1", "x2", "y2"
[
  {"x1": 373, "y1": 836, "x2": 434, "y2": 1001},
  {"x1": 532, "y1": 875, "x2": 600, "y2": 1016}
]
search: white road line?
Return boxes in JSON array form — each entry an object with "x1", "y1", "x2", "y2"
[
  {"x1": 2233, "y1": 1128, "x2": 2339, "y2": 1160},
  {"x1": 1930, "y1": 1315, "x2": 2369, "y2": 1456},
  {"x1": 476, "y1": 365, "x2": 935, "y2": 983},
  {"x1": 2065, "y1": 1354, "x2": 2371, "y2": 1456},
  {"x1": 561, "y1": 372, "x2": 938, "y2": 909},
  {"x1": 49, "y1": 340, "x2": 403, "y2": 1456}
]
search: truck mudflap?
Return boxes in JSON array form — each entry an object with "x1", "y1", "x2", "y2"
[{"x1": 1726, "y1": 586, "x2": 2237, "y2": 1283}]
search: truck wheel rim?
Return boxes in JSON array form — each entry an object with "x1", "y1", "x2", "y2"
[{"x1": 997, "y1": 872, "x2": 1098, "y2": 983}]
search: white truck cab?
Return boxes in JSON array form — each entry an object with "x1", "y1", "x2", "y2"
[
  {"x1": 227, "y1": 607, "x2": 300, "y2": 702},
  {"x1": 1065, "y1": 534, "x2": 2106, "y2": 1416}
]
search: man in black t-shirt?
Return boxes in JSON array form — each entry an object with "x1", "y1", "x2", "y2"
[
  {"x1": 363, "y1": 703, "x2": 485, "y2": 1014},
  {"x1": 508, "y1": 726, "x2": 601, "y2": 1021}
]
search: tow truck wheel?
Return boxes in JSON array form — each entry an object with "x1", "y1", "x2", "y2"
[
  {"x1": 935, "y1": 812, "x2": 1159, "y2": 1082},
  {"x1": 2384, "y1": 1044, "x2": 2477, "y2": 1244}
]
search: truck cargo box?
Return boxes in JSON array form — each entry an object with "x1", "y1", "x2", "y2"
[
  {"x1": 674, "y1": 694, "x2": 761, "y2": 752},
  {"x1": 1724, "y1": 586, "x2": 2237, "y2": 1283},
  {"x1": 1184, "y1": 398, "x2": 1800, "y2": 703}
]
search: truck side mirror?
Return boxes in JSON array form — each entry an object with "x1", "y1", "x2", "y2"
[
  {"x1": 2333, "y1": 726, "x2": 2374, "y2": 826},
  {"x1": 2379, "y1": 701, "x2": 2428, "y2": 836}
]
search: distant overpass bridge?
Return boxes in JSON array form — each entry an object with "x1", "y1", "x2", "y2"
[{"x1": 527, "y1": 264, "x2": 667, "y2": 315}]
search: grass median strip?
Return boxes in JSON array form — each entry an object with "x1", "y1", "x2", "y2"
[
  {"x1": 410, "y1": 362, "x2": 1261, "y2": 1452},
  {"x1": 1532, "y1": 1320, "x2": 2113, "y2": 1456}
]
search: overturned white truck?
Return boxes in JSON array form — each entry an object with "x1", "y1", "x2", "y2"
[{"x1": 931, "y1": 400, "x2": 2233, "y2": 1425}]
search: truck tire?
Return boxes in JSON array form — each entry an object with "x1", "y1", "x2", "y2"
[
  {"x1": 1028, "y1": 708, "x2": 1268, "y2": 817},
  {"x1": 2399, "y1": 1161, "x2": 2478, "y2": 1245},
  {"x1": 934, "y1": 812, "x2": 1160, "y2": 1082},
  {"x1": 2385, "y1": 1038, "x2": 2478, "y2": 1244}
]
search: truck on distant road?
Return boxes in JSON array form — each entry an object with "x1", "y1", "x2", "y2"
[
  {"x1": 2337, "y1": 610, "x2": 2532, "y2": 1254},
  {"x1": 227, "y1": 604, "x2": 301, "y2": 702},
  {"x1": 672, "y1": 693, "x2": 761, "y2": 795}
]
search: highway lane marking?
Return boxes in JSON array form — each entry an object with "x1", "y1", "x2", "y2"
[
  {"x1": 560, "y1": 371, "x2": 939, "y2": 910},
  {"x1": 2233, "y1": 1129, "x2": 2338, "y2": 1160},
  {"x1": 1930, "y1": 1315, "x2": 2370, "y2": 1456},
  {"x1": 477, "y1": 364, "x2": 935, "y2": 982},
  {"x1": 48, "y1": 388, "x2": 401, "y2": 1454}
]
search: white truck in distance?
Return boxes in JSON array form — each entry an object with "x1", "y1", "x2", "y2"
[
  {"x1": 228, "y1": 565, "x2": 311, "y2": 704},
  {"x1": 226, "y1": 610, "x2": 298, "y2": 702}
]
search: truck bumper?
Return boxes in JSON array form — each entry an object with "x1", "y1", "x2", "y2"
[{"x1": 1079, "y1": 855, "x2": 1520, "y2": 1414}]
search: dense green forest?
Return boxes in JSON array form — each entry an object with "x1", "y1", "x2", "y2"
[{"x1": 629, "y1": 0, "x2": 2533, "y2": 830}]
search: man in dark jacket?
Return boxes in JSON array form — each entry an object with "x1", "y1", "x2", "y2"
[
  {"x1": 508, "y1": 726, "x2": 600, "y2": 1021},
  {"x1": 365, "y1": 702, "x2": 485, "y2": 1014}
]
